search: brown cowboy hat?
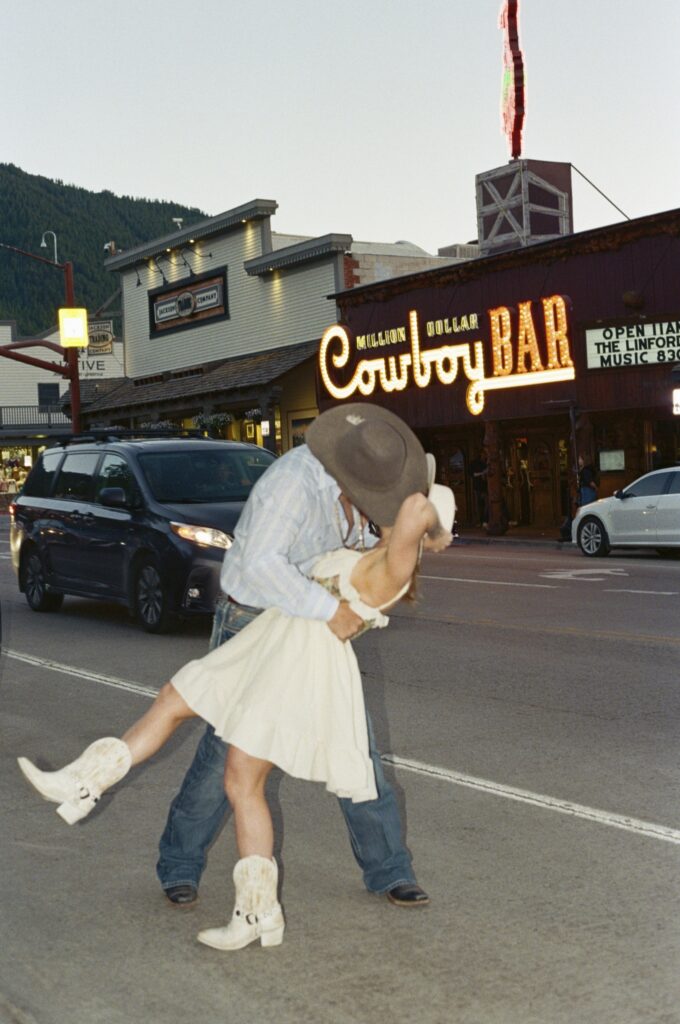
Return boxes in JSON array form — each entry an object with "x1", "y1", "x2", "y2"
[{"x1": 306, "y1": 403, "x2": 428, "y2": 525}]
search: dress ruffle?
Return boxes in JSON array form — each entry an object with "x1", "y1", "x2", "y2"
[{"x1": 171, "y1": 587, "x2": 378, "y2": 802}]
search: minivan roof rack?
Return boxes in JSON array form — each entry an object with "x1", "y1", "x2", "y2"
[{"x1": 46, "y1": 428, "x2": 206, "y2": 447}]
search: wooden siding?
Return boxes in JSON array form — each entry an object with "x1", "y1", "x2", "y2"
[
  {"x1": 0, "y1": 325, "x2": 124, "y2": 406},
  {"x1": 123, "y1": 223, "x2": 337, "y2": 379}
]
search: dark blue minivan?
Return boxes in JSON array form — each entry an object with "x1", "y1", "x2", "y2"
[{"x1": 10, "y1": 436, "x2": 275, "y2": 632}]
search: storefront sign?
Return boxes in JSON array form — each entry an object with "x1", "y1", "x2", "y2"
[
  {"x1": 150, "y1": 272, "x2": 228, "y2": 334},
  {"x1": 154, "y1": 283, "x2": 222, "y2": 324},
  {"x1": 77, "y1": 340, "x2": 124, "y2": 379},
  {"x1": 319, "y1": 295, "x2": 574, "y2": 416},
  {"x1": 585, "y1": 320, "x2": 680, "y2": 369},
  {"x1": 88, "y1": 319, "x2": 115, "y2": 355}
]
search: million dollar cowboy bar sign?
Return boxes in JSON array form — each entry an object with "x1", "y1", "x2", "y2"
[{"x1": 318, "y1": 295, "x2": 575, "y2": 416}]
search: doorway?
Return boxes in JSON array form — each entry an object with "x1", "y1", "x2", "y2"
[
  {"x1": 503, "y1": 432, "x2": 564, "y2": 528},
  {"x1": 428, "y1": 437, "x2": 470, "y2": 525}
]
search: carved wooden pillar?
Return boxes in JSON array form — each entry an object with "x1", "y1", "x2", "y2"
[
  {"x1": 258, "y1": 386, "x2": 282, "y2": 454},
  {"x1": 575, "y1": 411, "x2": 594, "y2": 464},
  {"x1": 484, "y1": 419, "x2": 507, "y2": 535}
]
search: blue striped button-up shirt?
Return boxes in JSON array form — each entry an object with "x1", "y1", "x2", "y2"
[{"x1": 219, "y1": 445, "x2": 372, "y2": 621}]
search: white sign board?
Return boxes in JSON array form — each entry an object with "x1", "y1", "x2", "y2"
[
  {"x1": 88, "y1": 319, "x2": 115, "y2": 354},
  {"x1": 153, "y1": 282, "x2": 223, "y2": 325},
  {"x1": 585, "y1": 319, "x2": 680, "y2": 369}
]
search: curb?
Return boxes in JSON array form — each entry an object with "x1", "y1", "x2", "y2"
[{"x1": 452, "y1": 534, "x2": 570, "y2": 550}]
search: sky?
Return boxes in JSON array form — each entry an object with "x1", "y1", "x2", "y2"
[{"x1": 2, "y1": 0, "x2": 679, "y2": 255}]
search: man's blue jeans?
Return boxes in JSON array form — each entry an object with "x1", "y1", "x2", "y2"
[{"x1": 157, "y1": 596, "x2": 416, "y2": 894}]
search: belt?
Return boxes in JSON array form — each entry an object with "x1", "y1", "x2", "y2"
[{"x1": 224, "y1": 594, "x2": 263, "y2": 614}]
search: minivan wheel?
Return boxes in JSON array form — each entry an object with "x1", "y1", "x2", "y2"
[
  {"x1": 577, "y1": 516, "x2": 610, "y2": 557},
  {"x1": 22, "y1": 550, "x2": 64, "y2": 612},
  {"x1": 134, "y1": 558, "x2": 173, "y2": 633}
]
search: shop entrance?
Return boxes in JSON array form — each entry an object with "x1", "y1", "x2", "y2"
[
  {"x1": 427, "y1": 435, "x2": 470, "y2": 526},
  {"x1": 651, "y1": 419, "x2": 680, "y2": 470},
  {"x1": 502, "y1": 431, "x2": 567, "y2": 528}
]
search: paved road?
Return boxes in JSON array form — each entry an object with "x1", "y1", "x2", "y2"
[{"x1": 1, "y1": 524, "x2": 679, "y2": 1024}]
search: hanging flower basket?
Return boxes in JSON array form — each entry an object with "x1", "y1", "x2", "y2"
[
  {"x1": 243, "y1": 407, "x2": 263, "y2": 424},
  {"x1": 194, "y1": 412, "x2": 234, "y2": 435},
  {"x1": 138, "y1": 420, "x2": 177, "y2": 432}
]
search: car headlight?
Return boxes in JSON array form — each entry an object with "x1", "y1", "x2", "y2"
[{"x1": 170, "y1": 522, "x2": 233, "y2": 549}]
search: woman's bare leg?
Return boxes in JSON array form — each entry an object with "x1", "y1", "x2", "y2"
[
  {"x1": 122, "y1": 682, "x2": 197, "y2": 765},
  {"x1": 196, "y1": 747, "x2": 282, "y2": 950},
  {"x1": 225, "y1": 745, "x2": 274, "y2": 858}
]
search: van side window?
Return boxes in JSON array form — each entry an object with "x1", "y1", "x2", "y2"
[
  {"x1": 22, "y1": 450, "x2": 64, "y2": 497},
  {"x1": 95, "y1": 454, "x2": 139, "y2": 506},
  {"x1": 52, "y1": 452, "x2": 100, "y2": 501}
]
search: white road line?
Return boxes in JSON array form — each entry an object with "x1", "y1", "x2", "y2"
[
  {"x1": 540, "y1": 568, "x2": 628, "y2": 581},
  {"x1": 3, "y1": 649, "x2": 157, "y2": 698},
  {"x1": 603, "y1": 589, "x2": 678, "y2": 596},
  {"x1": 383, "y1": 755, "x2": 680, "y2": 846},
  {"x1": 421, "y1": 575, "x2": 557, "y2": 589},
  {"x1": 7, "y1": 648, "x2": 680, "y2": 847}
]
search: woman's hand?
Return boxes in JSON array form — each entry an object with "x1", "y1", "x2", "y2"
[{"x1": 422, "y1": 524, "x2": 453, "y2": 552}]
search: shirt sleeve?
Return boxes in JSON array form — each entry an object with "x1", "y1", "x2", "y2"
[{"x1": 230, "y1": 471, "x2": 340, "y2": 621}]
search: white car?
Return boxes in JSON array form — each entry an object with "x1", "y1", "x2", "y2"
[{"x1": 572, "y1": 466, "x2": 680, "y2": 557}]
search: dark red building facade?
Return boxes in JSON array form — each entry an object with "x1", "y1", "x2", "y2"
[{"x1": 317, "y1": 209, "x2": 680, "y2": 531}]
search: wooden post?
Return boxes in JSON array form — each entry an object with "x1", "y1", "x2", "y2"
[{"x1": 484, "y1": 419, "x2": 507, "y2": 535}]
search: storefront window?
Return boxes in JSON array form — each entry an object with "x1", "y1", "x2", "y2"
[{"x1": 0, "y1": 445, "x2": 37, "y2": 493}]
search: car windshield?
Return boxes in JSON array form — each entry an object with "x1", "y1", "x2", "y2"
[{"x1": 138, "y1": 449, "x2": 275, "y2": 503}]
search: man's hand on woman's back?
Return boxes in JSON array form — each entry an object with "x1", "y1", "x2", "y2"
[{"x1": 327, "y1": 601, "x2": 364, "y2": 641}]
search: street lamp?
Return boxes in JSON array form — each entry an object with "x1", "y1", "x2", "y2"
[
  {"x1": 0, "y1": 239, "x2": 82, "y2": 432},
  {"x1": 40, "y1": 230, "x2": 58, "y2": 264}
]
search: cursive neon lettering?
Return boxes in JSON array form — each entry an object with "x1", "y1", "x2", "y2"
[{"x1": 319, "y1": 296, "x2": 575, "y2": 415}]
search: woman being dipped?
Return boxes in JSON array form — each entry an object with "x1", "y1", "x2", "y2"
[{"x1": 18, "y1": 482, "x2": 453, "y2": 951}]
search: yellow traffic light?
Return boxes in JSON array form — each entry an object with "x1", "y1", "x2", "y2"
[{"x1": 58, "y1": 307, "x2": 89, "y2": 348}]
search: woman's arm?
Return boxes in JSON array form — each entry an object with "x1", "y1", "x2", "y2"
[
  {"x1": 351, "y1": 493, "x2": 451, "y2": 607},
  {"x1": 385, "y1": 493, "x2": 446, "y2": 579}
]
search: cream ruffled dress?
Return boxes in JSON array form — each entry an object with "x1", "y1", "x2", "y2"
[{"x1": 171, "y1": 548, "x2": 409, "y2": 803}]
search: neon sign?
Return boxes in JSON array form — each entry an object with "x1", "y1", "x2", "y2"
[
  {"x1": 318, "y1": 295, "x2": 575, "y2": 416},
  {"x1": 500, "y1": 0, "x2": 525, "y2": 160}
]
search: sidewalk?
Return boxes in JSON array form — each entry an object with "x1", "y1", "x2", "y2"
[{"x1": 453, "y1": 523, "x2": 568, "y2": 548}]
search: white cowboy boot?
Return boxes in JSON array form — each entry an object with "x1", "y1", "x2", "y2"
[
  {"x1": 17, "y1": 737, "x2": 132, "y2": 824},
  {"x1": 197, "y1": 855, "x2": 285, "y2": 951}
]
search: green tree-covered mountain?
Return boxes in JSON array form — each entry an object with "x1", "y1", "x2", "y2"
[{"x1": 0, "y1": 164, "x2": 208, "y2": 336}]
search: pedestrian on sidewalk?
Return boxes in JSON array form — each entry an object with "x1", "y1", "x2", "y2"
[
  {"x1": 577, "y1": 453, "x2": 599, "y2": 507},
  {"x1": 470, "y1": 448, "x2": 489, "y2": 526}
]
